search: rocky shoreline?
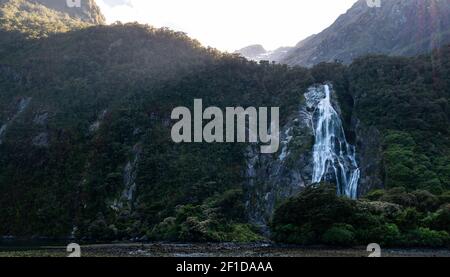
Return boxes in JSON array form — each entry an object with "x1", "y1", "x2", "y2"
[{"x1": 1, "y1": 243, "x2": 449, "y2": 257}]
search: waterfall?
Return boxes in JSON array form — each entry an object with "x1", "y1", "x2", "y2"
[
  {"x1": 0, "y1": 97, "x2": 32, "y2": 145},
  {"x1": 307, "y1": 84, "x2": 360, "y2": 199}
]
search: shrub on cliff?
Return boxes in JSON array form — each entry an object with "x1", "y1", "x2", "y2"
[
  {"x1": 271, "y1": 184, "x2": 359, "y2": 245},
  {"x1": 365, "y1": 187, "x2": 442, "y2": 212},
  {"x1": 271, "y1": 184, "x2": 448, "y2": 247},
  {"x1": 148, "y1": 190, "x2": 263, "y2": 242},
  {"x1": 322, "y1": 224, "x2": 356, "y2": 246},
  {"x1": 425, "y1": 204, "x2": 450, "y2": 233},
  {"x1": 403, "y1": 228, "x2": 450, "y2": 248},
  {"x1": 355, "y1": 223, "x2": 401, "y2": 246}
]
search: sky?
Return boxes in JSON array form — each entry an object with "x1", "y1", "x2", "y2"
[{"x1": 95, "y1": 0, "x2": 359, "y2": 52}]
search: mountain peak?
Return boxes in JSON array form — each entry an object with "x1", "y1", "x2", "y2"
[
  {"x1": 0, "y1": 0, "x2": 105, "y2": 38},
  {"x1": 28, "y1": 0, "x2": 105, "y2": 24},
  {"x1": 234, "y1": 44, "x2": 266, "y2": 59},
  {"x1": 234, "y1": 44, "x2": 292, "y2": 62},
  {"x1": 282, "y1": 0, "x2": 450, "y2": 66}
]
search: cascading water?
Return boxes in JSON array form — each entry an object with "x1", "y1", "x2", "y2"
[
  {"x1": 0, "y1": 97, "x2": 32, "y2": 145},
  {"x1": 307, "y1": 84, "x2": 360, "y2": 199},
  {"x1": 244, "y1": 84, "x2": 359, "y2": 227}
]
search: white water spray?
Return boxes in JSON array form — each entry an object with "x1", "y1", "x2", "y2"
[{"x1": 308, "y1": 85, "x2": 360, "y2": 199}]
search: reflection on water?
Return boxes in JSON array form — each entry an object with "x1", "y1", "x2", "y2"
[{"x1": 0, "y1": 239, "x2": 72, "y2": 251}]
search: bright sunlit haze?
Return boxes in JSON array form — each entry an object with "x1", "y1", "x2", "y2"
[{"x1": 96, "y1": 0, "x2": 358, "y2": 52}]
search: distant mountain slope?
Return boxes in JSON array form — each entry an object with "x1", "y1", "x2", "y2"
[
  {"x1": 282, "y1": 0, "x2": 450, "y2": 66},
  {"x1": 234, "y1": 44, "x2": 266, "y2": 61},
  {"x1": 234, "y1": 44, "x2": 292, "y2": 62},
  {"x1": 0, "y1": 0, "x2": 104, "y2": 38},
  {"x1": 29, "y1": 0, "x2": 105, "y2": 24}
]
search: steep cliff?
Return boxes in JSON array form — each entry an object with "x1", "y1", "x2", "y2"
[
  {"x1": 245, "y1": 84, "x2": 361, "y2": 229},
  {"x1": 282, "y1": 0, "x2": 450, "y2": 66}
]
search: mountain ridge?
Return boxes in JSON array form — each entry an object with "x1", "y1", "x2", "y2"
[
  {"x1": 236, "y1": 0, "x2": 450, "y2": 66},
  {"x1": 282, "y1": 0, "x2": 450, "y2": 66},
  {"x1": 234, "y1": 44, "x2": 292, "y2": 62},
  {"x1": 0, "y1": 0, "x2": 105, "y2": 38}
]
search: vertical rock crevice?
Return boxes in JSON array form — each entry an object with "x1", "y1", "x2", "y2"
[{"x1": 0, "y1": 97, "x2": 32, "y2": 144}]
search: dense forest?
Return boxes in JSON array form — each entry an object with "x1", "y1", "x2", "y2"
[
  {"x1": 0, "y1": 23, "x2": 315, "y2": 241},
  {"x1": 0, "y1": 14, "x2": 449, "y2": 246},
  {"x1": 0, "y1": 0, "x2": 100, "y2": 38},
  {"x1": 272, "y1": 47, "x2": 450, "y2": 247}
]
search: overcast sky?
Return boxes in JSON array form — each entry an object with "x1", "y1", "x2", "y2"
[{"x1": 96, "y1": 0, "x2": 358, "y2": 52}]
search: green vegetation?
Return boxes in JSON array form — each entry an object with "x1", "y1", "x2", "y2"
[
  {"x1": 0, "y1": 0, "x2": 94, "y2": 38},
  {"x1": 149, "y1": 190, "x2": 264, "y2": 242},
  {"x1": 0, "y1": 3, "x2": 449, "y2": 245},
  {"x1": 0, "y1": 22, "x2": 314, "y2": 241},
  {"x1": 346, "y1": 51, "x2": 450, "y2": 193},
  {"x1": 271, "y1": 184, "x2": 450, "y2": 248}
]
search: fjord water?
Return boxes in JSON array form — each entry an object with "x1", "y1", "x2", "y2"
[{"x1": 308, "y1": 85, "x2": 360, "y2": 199}]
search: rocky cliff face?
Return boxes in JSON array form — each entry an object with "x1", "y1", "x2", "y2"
[
  {"x1": 0, "y1": 0, "x2": 105, "y2": 38},
  {"x1": 29, "y1": 0, "x2": 105, "y2": 24},
  {"x1": 354, "y1": 120, "x2": 384, "y2": 196},
  {"x1": 235, "y1": 44, "x2": 292, "y2": 62},
  {"x1": 282, "y1": 0, "x2": 450, "y2": 66},
  {"x1": 244, "y1": 84, "x2": 364, "y2": 229},
  {"x1": 234, "y1": 45, "x2": 267, "y2": 60},
  {"x1": 245, "y1": 105, "x2": 314, "y2": 230}
]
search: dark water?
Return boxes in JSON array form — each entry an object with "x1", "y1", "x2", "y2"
[
  {"x1": 1, "y1": 242, "x2": 450, "y2": 257},
  {"x1": 0, "y1": 239, "x2": 73, "y2": 251}
]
